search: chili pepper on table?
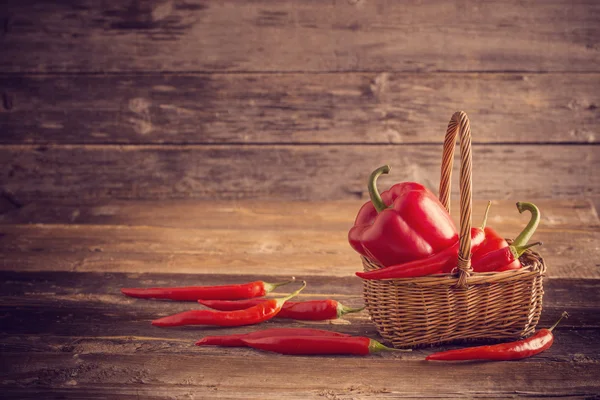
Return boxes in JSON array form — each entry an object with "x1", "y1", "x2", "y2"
[
  {"x1": 426, "y1": 312, "x2": 568, "y2": 361},
  {"x1": 151, "y1": 281, "x2": 306, "y2": 327},
  {"x1": 355, "y1": 203, "x2": 492, "y2": 280},
  {"x1": 348, "y1": 165, "x2": 458, "y2": 267},
  {"x1": 243, "y1": 335, "x2": 408, "y2": 356},
  {"x1": 198, "y1": 298, "x2": 364, "y2": 321},
  {"x1": 471, "y1": 202, "x2": 541, "y2": 273},
  {"x1": 196, "y1": 328, "x2": 351, "y2": 347},
  {"x1": 121, "y1": 279, "x2": 294, "y2": 301}
]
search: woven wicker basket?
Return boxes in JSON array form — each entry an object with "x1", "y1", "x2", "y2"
[{"x1": 361, "y1": 111, "x2": 547, "y2": 348}]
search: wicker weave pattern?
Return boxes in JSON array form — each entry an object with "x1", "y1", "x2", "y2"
[{"x1": 361, "y1": 111, "x2": 547, "y2": 348}]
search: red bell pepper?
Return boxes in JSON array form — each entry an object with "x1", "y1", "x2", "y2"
[
  {"x1": 356, "y1": 203, "x2": 492, "y2": 280},
  {"x1": 348, "y1": 165, "x2": 458, "y2": 267}
]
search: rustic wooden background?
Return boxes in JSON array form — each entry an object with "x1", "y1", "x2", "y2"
[
  {"x1": 1, "y1": 0, "x2": 599, "y2": 206},
  {"x1": 1, "y1": 1, "x2": 600, "y2": 399}
]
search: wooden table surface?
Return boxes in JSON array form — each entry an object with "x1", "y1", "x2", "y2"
[{"x1": 1, "y1": 199, "x2": 599, "y2": 399}]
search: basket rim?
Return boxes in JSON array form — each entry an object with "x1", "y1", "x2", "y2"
[{"x1": 360, "y1": 248, "x2": 546, "y2": 287}]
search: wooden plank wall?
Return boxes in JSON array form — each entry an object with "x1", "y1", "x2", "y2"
[{"x1": 1, "y1": 0, "x2": 599, "y2": 204}]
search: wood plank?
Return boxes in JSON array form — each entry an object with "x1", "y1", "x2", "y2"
[
  {"x1": 0, "y1": 144, "x2": 598, "y2": 203},
  {"x1": 0, "y1": 223, "x2": 598, "y2": 278},
  {"x1": 1, "y1": 74, "x2": 599, "y2": 144},
  {"x1": 1, "y1": 272, "x2": 598, "y2": 397},
  {"x1": 1, "y1": 352, "x2": 599, "y2": 399},
  {"x1": 0, "y1": 271, "x2": 597, "y2": 331},
  {"x1": 2, "y1": 199, "x2": 597, "y2": 231},
  {"x1": 1, "y1": 0, "x2": 599, "y2": 72}
]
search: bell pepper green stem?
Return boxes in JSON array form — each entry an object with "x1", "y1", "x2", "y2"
[
  {"x1": 512, "y1": 202, "x2": 541, "y2": 248},
  {"x1": 368, "y1": 165, "x2": 391, "y2": 213},
  {"x1": 512, "y1": 241, "x2": 543, "y2": 258},
  {"x1": 481, "y1": 201, "x2": 492, "y2": 230}
]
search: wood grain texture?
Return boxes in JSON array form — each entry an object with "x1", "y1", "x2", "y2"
[
  {"x1": 2, "y1": 199, "x2": 597, "y2": 231},
  {"x1": 1, "y1": 229, "x2": 597, "y2": 279},
  {"x1": 1, "y1": 144, "x2": 598, "y2": 202},
  {"x1": 1, "y1": 0, "x2": 599, "y2": 73},
  {"x1": 2, "y1": 352, "x2": 599, "y2": 399},
  {"x1": 1, "y1": 73, "x2": 598, "y2": 144}
]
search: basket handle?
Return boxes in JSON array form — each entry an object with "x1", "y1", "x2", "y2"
[{"x1": 438, "y1": 111, "x2": 473, "y2": 288}]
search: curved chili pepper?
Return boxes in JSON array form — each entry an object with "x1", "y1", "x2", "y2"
[
  {"x1": 196, "y1": 328, "x2": 351, "y2": 347},
  {"x1": 243, "y1": 335, "x2": 407, "y2": 356},
  {"x1": 471, "y1": 241, "x2": 542, "y2": 273},
  {"x1": 198, "y1": 299, "x2": 364, "y2": 320},
  {"x1": 121, "y1": 279, "x2": 294, "y2": 301},
  {"x1": 472, "y1": 202, "x2": 541, "y2": 272},
  {"x1": 348, "y1": 165, "x2": 458, "y2": 267},
  {"x1": 356, "y1": 242, "x2": 459, "y2": 280},
  {"x1": 426, "y1": 312, "x2": 568, "y2": 361},
  {"x1": 151, "y1": 281, "x2": 306, "y2": 327},
  {"x1": 356, "y1": 204, "x2": 492, "y2": 280}
]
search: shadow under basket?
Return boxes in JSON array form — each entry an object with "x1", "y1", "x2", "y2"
[
  {"x1": 359, "y1": 111, "x2": 547, "y2": 348},
  {"x1": 361, "y1": 249, "x2": 546, "y2": 348}
]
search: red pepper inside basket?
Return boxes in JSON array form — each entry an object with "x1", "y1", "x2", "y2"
[
  {"x1": 348, "y1": 165, "x2": 458, "y2": 267},
  {"x1": 471, "y1": 202, "x2": 541, "y2": 272},
  {"x1": 355, "y1": 203, "x2": 491, "y2": 280}
]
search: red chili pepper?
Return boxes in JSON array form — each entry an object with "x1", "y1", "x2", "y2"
[
  {"x1": 196, "y1": 328, "x2": 351, "y2": 347},
  {"x1": 348, "y1": 165, "x2": 458, "y2": 267},
  {"x1": 471, "y1": 241, "x2": 542, "y2": 273},
  {"x1": 355, "y1": 204, "x2": 492, "y2": 280},
  {"x1": 356, "y1": 241, "x2": 459, "y2": 280},
  {"x1": 198, "y1": 299, "x2": 364, "y2": 320},
  {"x1": 426, "y1": 312, "x2": 568, "y2": 361},
  {"x1": 121, "y1": 279, "x2": 294, "y2": 301},
  {"x1": 472, "y1": 202, "x2": 541, "y2": 272},
  {"x1": 243, "y1": 335, "x2": 406, "y2": 356},
  {"x1": 151, "y1": 281, "x2": 306, "y2": 327}
]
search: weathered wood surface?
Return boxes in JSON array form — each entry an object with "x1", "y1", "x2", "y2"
[
  {"x1": 2, "y1": 0, "x2": 599, "y2": 73},
  {"x1": 1, "y1": 199, "x2": 598, "y2": 278},
  {"x1": 2, "y1": 199, "x2": 597, "y2": 230},
  {"x1": 0, "y1": 199, "x2": 599, "y2": 398},
  {"x1": 1, "y1": 145, "x2": 598, "y2": 203},
  {"x1": 1, "y1": 74, "x2": 598, "y2": 144},
  {"x1": 0, "y1": 271, "x2": 599, "y2": 399},
  {"x1": 0, "y1": 218, "x2": 598, "y2": 279}
]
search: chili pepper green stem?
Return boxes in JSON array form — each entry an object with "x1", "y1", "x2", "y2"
[
  {"x1": 513, "y1": 202, "x2": 541, "y2": 248},
  {"x1": 481, "y1": 201, "x2": 492, "y2": 230},
  {"x1": 336, "y1": 303, "x2": 365, "y2": 318},
  {"x1": 368, "y1": 165, "x2": 391, "y2": 213},
  {"x1": 548, "y1": 311, "x2": 569, "y2": 332},
  {"x1": 263, "y1": 278, "x2": 296, "y2": 293},
  {"x1": 368, "y1": 339, "x2": 411, "y2": 353},
  {"x1": 274, "y1": 281, "x2": 307, "y2": 308},
  {"x1": 511, "y1": 241, "x2": 543, "y2": 258}
]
